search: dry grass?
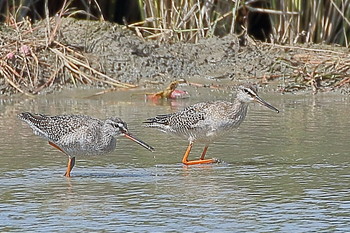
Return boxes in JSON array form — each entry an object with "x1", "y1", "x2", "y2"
[
  {"x1": 1, "y1": 0, "x2": 349, "y2": 95},
  {"x1": 269, "y1": 0, "x2": 350, "y2": 46},
  {"x1": 133, "y1": 0, "x2": 350, "y2": 46},
  {"x1": 2, "y1": 0, "x2": 349, "y2": 45},
  {"x1": 250, "y1": 43, "x2": 350, "y2": 94},
  {"x1": 126, "y1": 0, "x2": 238, "y2": 42},
  {"x1": 0, "y1": 1, "x2": 134, "y2": 96}
]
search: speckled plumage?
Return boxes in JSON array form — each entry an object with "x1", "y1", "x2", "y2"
[
  {"x1": 144, "y1": 84, "x2": 279, "y2": 165},
  {"x1": 18, "y1": 113, "x2": 126, "y2": 157},
  {"x1": 145, "y1": 101, "x2": 248, "y2": 143},
  {"x1": 18, "y1": 112, "x2": 154, "y2": 177}
]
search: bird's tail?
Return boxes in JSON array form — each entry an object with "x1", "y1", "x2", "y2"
[
  {"x1": 17, "y1": 112, "x2": 51, "y2": 138},
  {"x1": 18, "y1": 112, "x2": 47, "y2": 123},
  {"x1": 17, "y1": 112, "x2": 32, "y2": 121},
  {"x1": 143, "y1": 114, "x2": 171, "y2": 127}
]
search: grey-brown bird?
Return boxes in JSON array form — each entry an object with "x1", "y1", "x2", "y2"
[
  {"x1": 18, "y1": 113, "x2": 154, "y2": 177},
  {"x1": 144, "y1": 84, "x2": 279, "y2": 165}
]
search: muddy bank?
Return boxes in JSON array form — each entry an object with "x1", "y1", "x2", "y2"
[{"x1": 1, "y1": 18, "x2": 349, "y2": 96}]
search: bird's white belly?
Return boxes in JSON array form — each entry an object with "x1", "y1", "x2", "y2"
[
  {"x1": 57, "y1": 133, "x2": 116, "y2": 156},
  {"x1": 195, "y1": 121, "x2": 238, "y2": 143}
]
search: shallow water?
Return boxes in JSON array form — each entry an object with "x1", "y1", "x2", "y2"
[{"x1": 1, "y1": 87, "x2": 350, "y2": 232}]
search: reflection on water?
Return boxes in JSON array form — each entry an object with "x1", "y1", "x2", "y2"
[{"x1": 1, "y1": 88, "x2": 350, "y2": 232}]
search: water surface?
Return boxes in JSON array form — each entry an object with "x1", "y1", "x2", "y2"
[{"x1": 1, "y1": 87, "x2": 349, "y2": 232}]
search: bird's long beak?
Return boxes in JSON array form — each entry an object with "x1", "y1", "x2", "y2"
[
  {"x1": 124, "y1": 133, "x2": 155, "y2": 152},
  {"x1": 254, "y1": 96, "x2": 279, "y2": 113}
]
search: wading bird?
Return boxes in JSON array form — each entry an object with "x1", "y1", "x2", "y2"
[
  {"x1": 144, "y1": 84, "x2": 279, "y2": 165},
  {"x1": 18, "y1": 113, "x2": 154, "y2": 177}
]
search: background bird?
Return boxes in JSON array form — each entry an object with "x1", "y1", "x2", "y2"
[
  {"x1": 18, "y1": 112, "x2": 154, "y2": 177},
  {"x1": 144, "y1": 84, "x2": 279, "y2": 165}
]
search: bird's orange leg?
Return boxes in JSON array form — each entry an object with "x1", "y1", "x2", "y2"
[
  {"x1": 200, "y1": 145, "x2": 209, "y2": 160},
  {"x1": 48, "y1": 141, "x2": 75, "y2": 177},
  {"x1": 64, "y1": 157, "x2": 75, "y2": 177},
  {"x1": 49, "y1": 141, "x2": 64, "y2": 153},
  {"x1": 182, "y1": 142, "x2": 216, "y2": 165},
  {"x1": 182, "y1": 141, "x2": 193, "y2": 164}
]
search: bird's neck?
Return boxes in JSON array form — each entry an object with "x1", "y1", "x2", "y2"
[
  {"x1": 99, "y1": 126, "x2": 116, "y2": 152},
  {"x1": 100, "y1": 125, "x2": 116, "y2": 143},
  {"x1": 229, "y1": 98, "x2": 249, "y2": 125}
]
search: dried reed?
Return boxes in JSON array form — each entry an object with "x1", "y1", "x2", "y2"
[{"x1": 0, "y1": 0, "x2": 134, "y2": 95}]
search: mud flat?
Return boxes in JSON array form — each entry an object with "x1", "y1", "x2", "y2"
[{"x1": 1, "y1": 18, "x2": 349, "y2": 96}]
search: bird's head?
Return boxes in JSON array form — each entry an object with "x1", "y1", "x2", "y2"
[
  {"x1": 105, "y1": 117, "x2": 154, "y2": 152},
  {"x1": 105, "y1": 117, "x2": 129, "y2": 136},
  {"x1": 236, "y1": 84, "x2": 279, "y2": 113}
]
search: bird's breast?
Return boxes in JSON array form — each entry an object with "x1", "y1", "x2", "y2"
[{"x1": 57, "y1": 132, "x2": 116, "y2": 156}]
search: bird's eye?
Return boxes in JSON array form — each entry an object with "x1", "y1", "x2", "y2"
[
  {"x1": 116, "y1": 122, "x2": 127, "y2": 132},
  {"x1": 243, "y1": 88, "x2": 255, "y2": 97}
]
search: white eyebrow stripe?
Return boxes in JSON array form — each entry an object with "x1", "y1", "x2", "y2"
[{"x1": 245, "y1": 88, "x2": 256, "y2": 96}]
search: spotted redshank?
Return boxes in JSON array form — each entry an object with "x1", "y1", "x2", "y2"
[
  {"x1": 18, "y1": 113, "x2": 154, "y2": 177},
  {"x1": 144, "y1": 84, "x2": 279, "y2": 165}
]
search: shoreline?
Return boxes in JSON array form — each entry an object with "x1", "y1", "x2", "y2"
[{"x1": 1, "y1": 18, "x2": 349, "y2": 96}]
